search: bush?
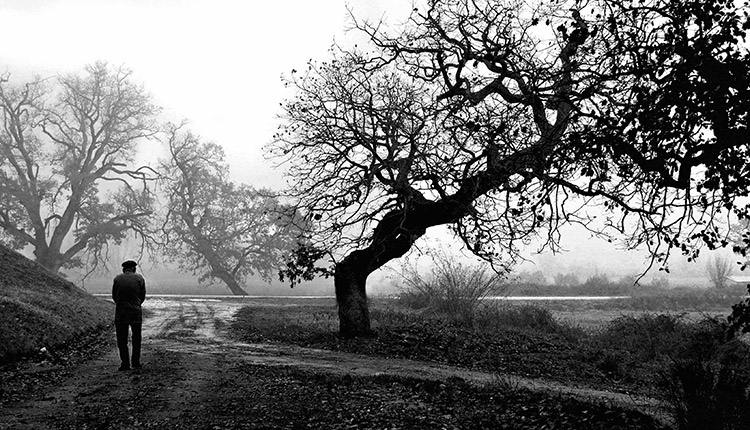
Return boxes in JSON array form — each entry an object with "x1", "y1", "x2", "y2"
[
  {"x1": 472, "y1": 304, "x2": 583, "y2": 339},
  {"x1": 587, "y1": 314, "x2": 729, "y2": 383},
  {"x1": 589, "y1": 312, "x2": 750, "y2": 428},
  {"x1": 662, "y1": 339, "x2": 750, "y2": 430},
  {"x1": 591, "y1": 314, "x2": 690, "y2": 362},
  {"x1": 396, "y1": 252, "x2": 509, "y2": 325}
]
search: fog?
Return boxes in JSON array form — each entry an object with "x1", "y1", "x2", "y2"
[{"x1": 66, "y1": 220, "x2": 732, "y2": 297}]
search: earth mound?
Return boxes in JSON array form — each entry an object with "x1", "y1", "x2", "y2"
[{"x1": 0, "y1": 245, "x2": 112, "y2": 364}]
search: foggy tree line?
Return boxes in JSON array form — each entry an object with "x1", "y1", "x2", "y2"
[{"x1": 0, "y1": 63, "x2": 301, "y2": 295}]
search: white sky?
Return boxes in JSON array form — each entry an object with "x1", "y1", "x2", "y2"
[{"x1": 0, "y1": 0, "x2": 412, "y2": 188}]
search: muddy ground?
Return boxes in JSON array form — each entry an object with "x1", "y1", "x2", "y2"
[{"x1": 0, "y1": 297, "x2": 668, "y2": 429}]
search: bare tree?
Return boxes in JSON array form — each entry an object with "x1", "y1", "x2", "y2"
[
  {"x1": 706, "y1": 255, "x2": 733, "y2": 291},
  {"x1": 0, "y1": 63, "x2": 159, "y2": 274},
  {"x1": 271, "y1": 0, "x2": 750, "y2": 337},
  {"x1": 161, "y1": 124, "x2": 301, "y2": 295}
]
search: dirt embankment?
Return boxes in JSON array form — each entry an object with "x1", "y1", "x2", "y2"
[
  {"x1": 0, "y1": 245, "x2": 112, "y2": 363},
  {"x1": 0, "y1": 297, "x2": 669, "y2": 429}
]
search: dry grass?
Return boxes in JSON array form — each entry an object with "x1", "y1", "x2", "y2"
[{"x1": 230, "y1": 295, "x2": 749, "y2": 394}]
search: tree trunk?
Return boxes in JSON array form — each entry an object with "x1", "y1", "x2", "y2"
[
  {"x1": 332, "y1": 201, "x2": 461, "y2": 337},
  {"x1": 334, "y1": 251, "x2": 372, "y2": 338},
  {"x1": 215, "y1": 270, "x2": 248, "y2": 296},
  {"x1": 34, "y1": 247, "x2": 64, "y2": 275},
  {"x1": 223, "y1": 277, "x2": 248, "y2": 296}
]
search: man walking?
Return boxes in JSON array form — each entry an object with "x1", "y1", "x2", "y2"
[{"x1": 112, "y1": 260, "x2": 146, "y2": 371}]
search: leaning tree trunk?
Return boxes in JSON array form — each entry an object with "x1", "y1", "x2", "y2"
[
  {"x1": 198, "y1": 240, "x2": 249, "y2": 296},
  {"x1": 333, "y1": 208, "x2": 434, "y2": 337},
  {"x1": 224, "y1": 277, "x2": 248, "y2": 296},
  {"x1": 34, "y1": 247, "x2": 65, "y2": 275},
  {"x1": 214, "y1": 270, "x2": 248, "y2": 296},
  {"x1": 334, "y1": 251, "x2": 373, "y2": 338}
]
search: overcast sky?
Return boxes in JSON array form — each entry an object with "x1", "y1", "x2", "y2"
[{"x1": 0, "y1": 0, "x2": 411, "y2": 188}]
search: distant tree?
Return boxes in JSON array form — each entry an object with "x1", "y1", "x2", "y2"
[
  {"x1": 705, "y1": 255, "x2": 733, "y2": 290},
  {"x1": 517, "y1": 270, "x2": 548, "y2": 286},
  {"x1": 161, "y1": 124, "x2": 301, "y2": 295},
  {"x1": 0, "y1": 63, "x2": 159, "y2": 274},
  {"x1": 553, "y1": 273, "x2": 581, "y2": 287},
  {"x1": 583, "y1": 273, "x2": 610, "y2": 289},
  {"x1": 647, "y1": 276, "x2": 670, "y2": 289},
  {"x1": 271, "y1": 0, "x2": 750, "y2": 337}
]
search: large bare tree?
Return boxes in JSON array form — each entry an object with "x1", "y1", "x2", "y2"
[
  {"x1": 161, "y1": 124, "x2": 301, "y2": 295},
  {"x1": 270, "y1": 0, "x2": 750, "y2": 337},
  {"x1": 0, "y1": 63, "x2": 159, "y2": 274}
]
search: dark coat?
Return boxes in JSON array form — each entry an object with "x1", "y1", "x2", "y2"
[{"x1": 112, "y1": 271, "x2": 146, "y2": 324}]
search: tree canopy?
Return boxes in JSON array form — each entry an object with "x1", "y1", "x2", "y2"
[
  {"x1": 270, "y1": 0, "x2": 750, "y2": 336},
  {"x1": 161, "y1": 124, "x2": 301, "y2": 295},
  {"x1": 0, "y1": 63, "x2": 159, "y2": 274}
]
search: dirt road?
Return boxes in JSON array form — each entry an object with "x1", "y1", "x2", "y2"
[{"x1": 0, "y1": 297, "x2": 667, "y2": 429}]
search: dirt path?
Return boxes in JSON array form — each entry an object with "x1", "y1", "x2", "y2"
[{"x1": 0, "y1": 298, "x2": 669, "y2": 429}]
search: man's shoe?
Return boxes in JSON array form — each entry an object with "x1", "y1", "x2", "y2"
[
  {"x1": 132, "y1": 363, "x2": 142, "y2": 369},
  {"x1": 118, "y1": 365, "x2": 131, "y2": 371}
]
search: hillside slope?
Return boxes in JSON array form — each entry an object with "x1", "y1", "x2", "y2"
[{"x1": 0, "y1": 245, "x2": 113, "y2": 364}]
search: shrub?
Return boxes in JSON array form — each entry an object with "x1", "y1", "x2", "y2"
[
  {"x1": 473, "y1": 304, "x2": 583, "y2": 339},
  {"x1": 590, "y1": 312, "x2": 750, "y2": 428},
  {"x1": 395, "y1": 251, "x2": 509, "y2": 325},
  {"x1": 553, "y1": 272, "x2": 580, "y2": 287},
  {"x1": 587, "y1": 314, "x2": 720, "y2": 382},
  {"x1": 662, "y1": 340, "x2": 750, "y2": 430},
  {"x1": 591, "y1": 313, "x2": 690, "y2": 362}
]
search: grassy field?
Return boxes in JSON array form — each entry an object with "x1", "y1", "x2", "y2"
[
  {"x1": 228, "y1": 293, "x2": 750, "y2": 429},
  {"x1": 228, "y1": 296, "x2": 729, "y2": 388}
]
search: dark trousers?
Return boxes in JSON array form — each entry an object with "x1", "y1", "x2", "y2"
[{"x1": 115, "y1": 322, "x2": 142, "y2": 367}]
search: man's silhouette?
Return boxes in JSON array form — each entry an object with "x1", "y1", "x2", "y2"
[{"x1": 112, "y1": 260, "x2": 146, "y2": 371}]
